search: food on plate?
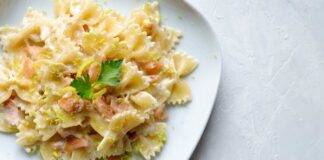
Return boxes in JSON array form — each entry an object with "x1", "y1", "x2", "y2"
[{"x1": 0, "y1": 0, "x2": 198, "y2": 159}]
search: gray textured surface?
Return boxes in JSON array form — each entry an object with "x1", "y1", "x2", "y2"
[{"x1": 189, "y1": 0, "x2": 324, "y2": 159}]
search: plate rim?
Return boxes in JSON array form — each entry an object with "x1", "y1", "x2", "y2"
[{"x1": 181, "y1": 0, "x2": 223, "y2": 159}]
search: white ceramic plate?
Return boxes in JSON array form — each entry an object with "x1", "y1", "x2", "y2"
[{"x1": 0, "y1": 0, "x2": 221, "y2": 159}]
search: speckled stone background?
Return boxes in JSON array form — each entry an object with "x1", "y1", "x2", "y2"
[{"x1": 189, "y1": 0, "x2": 324, "y2": 159}]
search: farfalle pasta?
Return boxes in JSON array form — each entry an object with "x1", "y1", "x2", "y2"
[{"x1": 0, "y1": 0, "x2": 198, "y2": 160}]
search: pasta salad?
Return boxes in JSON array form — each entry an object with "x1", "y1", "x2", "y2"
[{"x1": 0, "y1": 0, "x2": 198, "y2": 159}]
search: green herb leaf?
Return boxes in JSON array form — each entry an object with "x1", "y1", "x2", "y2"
[
  {"x1": 70, "y1": 60, "x2": 122, "y2": 100},
  {"x1": 97, "y1": 60, "x2": 122, "y2": 87},
  {"x1": 71, "y1": 75, "x2": 93, "y2": 100}
]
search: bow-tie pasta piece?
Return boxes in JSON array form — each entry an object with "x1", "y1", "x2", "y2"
[
  {"x1": 172, "y1": 51, "x2": 198, "y2": 77},
  {"x1": 97, "y1": 110, "x2": 145, "y2": 151},
  {"x1": 133, "y1": 122, "x2": 167, "y2": 160},
  {"x1": 130, "y1": 91, "x2": 158, "y2": 112},
  {"x1": 167, "y1": 80, "x2": 192, "y2": 105},
  {"x1": 116, "y1": 62, "x2": 150, "y2": 95}
]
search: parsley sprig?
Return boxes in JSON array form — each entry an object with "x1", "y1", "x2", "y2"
[
  {"x1": 71, "y1": 75, "x2": 93, "y2": 100},
  {"x1": 71, "y1": 60, "x2": 122, "y2": 100},
  {"x1": 97, "y1": 60, "x2": 123, "y2": 86}
]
